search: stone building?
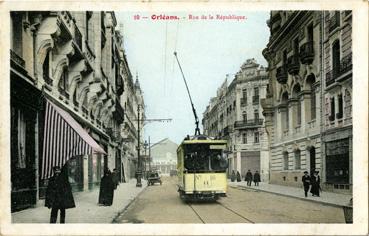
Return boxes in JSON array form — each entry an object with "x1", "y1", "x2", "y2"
[
  {"x1": 202, "y1": 59, "x2": 270, "y2": 182},
  {"x1": 10, "y1": 11, "x2": 144, "y2": 212},
  {"x1": 261, "y1": 11, "x2": 352, "y2": 192},
  {"x1": 150, "y1": 138, "x2": 178, "y2": 176},
  {"x1": 321, "y1": 11, "x2": 352, "y2": 192}
]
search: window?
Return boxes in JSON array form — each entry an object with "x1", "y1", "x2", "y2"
[
  {"x1": 254, "y1": 132, "x2": 259, "y2": 143},
  {"x1": 242, "y1": 113, "x2": 247, "y2": 122},
  {"x1": 297, "y1": 99, "x2": 301, "y2": 125},
  {"x1": 311, "y1": 87, "x2": 316, "y2": 120},
  {"x1": 242, "y1": 133, "x2": 247, "y2": 144},
  {"x1": 293, "y1": 37, "x2": 299, "y2": 55},
  {"x1": 59, "y1": 67, "x2": 69, "y2": 91},
  {"x1": 332, "y1": 40, "x2": 340, "y2": 76},
  {"x1": 283, "y1": 152, "x2": 289, "y2": 170},
  {"x1": 254, "y1": 87, "x2": 259, "y2": 97},
  {"x1": 329, "y1": 97, "x2": 335, "y2": 121},
  {"x1": 43, "y1": 51, "x2": 50, "y2": 83},
  {"x1": 337, "y1": 94, "x2": 343, "y2": 119},
  {"x1": 344, "y1": 90, "x2": 352, "y2": 118},
  {"x1": 233, "y1": 100, "x2": 236, "y2": 110},
  {"x1": 294, "y1": 150, "x2": 301, "y2": 170},
  {"x1": 254, "y1": 109, "x2": 259, "y2": 121},
  {"x1": 16, "y1": 109, "x2": 27, "y2": 169}
]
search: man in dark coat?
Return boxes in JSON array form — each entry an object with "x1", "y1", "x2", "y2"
[
  {"x1": 245, "y1": 170, "x2": 253, "y2": 186},
  {"x1": 45, "y1": 166, "x2": 75, "y2": 223},
  {"x1": 236, "y1": 171, "x2": 242, "y2": 182},
  {"x1": 310, "y1": 171, "x2": 321, "y2": 197},
  {"x1": 253, "y1": 171, "x2": 261, "y2": 186},
  {"x1": 302, "y1": 171, "x2": 311, "y2": 197},
  {"x1": 98, "y1": 169, "x2": 115, "y2": 206}
]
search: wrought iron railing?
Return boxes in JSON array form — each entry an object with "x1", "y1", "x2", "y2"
[{"x1": 234, "y1": 119, "x2": 263, "y2": 128}]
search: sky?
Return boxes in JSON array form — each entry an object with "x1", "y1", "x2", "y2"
[{"x1": 115, "y1": 12, "x2": 270, "y2": 145}]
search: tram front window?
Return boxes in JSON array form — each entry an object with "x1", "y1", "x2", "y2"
[{"x1": 184, "y1": 144, "x2": 228, "y2": 172}]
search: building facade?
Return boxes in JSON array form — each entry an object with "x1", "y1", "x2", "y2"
[
  {"x1": 261, "y1": 11, "x2": 352, "y2": 192},
  {"x1": 10, "y1": 11, "x2": 144, "y2": 212},
  {"x1": 203, "y1": 59, "x2": 270, "y2": 182},
  {"x1": 150, "y1": 138, "x2": 178, "y2": 176}
]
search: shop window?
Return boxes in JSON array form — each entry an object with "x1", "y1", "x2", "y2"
[{"x1": 16, "y1": 109, "x2": 27, "y2": 169}]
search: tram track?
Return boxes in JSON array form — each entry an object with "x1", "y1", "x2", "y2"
[{"x1": 187, "y1": 201, "x2": 255, "y2": 224}]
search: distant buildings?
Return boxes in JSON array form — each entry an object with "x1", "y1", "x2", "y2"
[
  {"x1": 202, "y1": 59, "x2": 270, "y2": 182},
  {"x1": 261, "y1": 11, "x2": 352, "y2": 192},
  {"x1": 150, "y1": 138, "x2": 178, "y2": 175},
  {"x1": 10, "y1": 11, "x2": 145, "y2": 211}
]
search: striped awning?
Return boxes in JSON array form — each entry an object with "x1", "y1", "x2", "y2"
[{"x1": 41, "y1": 99, "x2": 107, "y2": 179}]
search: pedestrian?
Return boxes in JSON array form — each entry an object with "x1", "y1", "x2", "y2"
[
  {"x1": 45, "y1": 166, "x2": 75, "y2": 224},
  {"x1": 98, "y1": 169, "x2": 115, "y2": 206},
  {"x1": 236, "y1": 171, "x2": 241, "y2": 182},
  {"x1": 253, "y1": 170, "x2": 261, "y2": 186},
  {"x1": 310, "y1": 170, "x2": 321, "y2": 197},
  {"x1": 112, "y1": 168, "x2": 119, "y2": 189},
  {"x1": 302, "y1": 171, "x2": 311, "y2": 197},
  {"x1": 245, "y1": 170, "x2": 253, "y2": 186},
  {"x1": 230, "y1": 170, "x2": 236, "y2": 182}
]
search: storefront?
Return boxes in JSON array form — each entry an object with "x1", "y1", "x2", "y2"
[
  {"x1": 10, "y1": 73, "x2": 41, "y2": 212},
  {"x1": 241, "y1": 151, "x2": 260, "y2": 177},
  {"x1": 325, "y1": 139, "x2": 350, "y2": 186}
]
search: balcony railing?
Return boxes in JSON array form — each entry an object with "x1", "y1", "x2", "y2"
[
  {"x1": 329, "y1": 12, "x2": 341, "y2": 33},
  {"x1": 286, "y1": 54, "x2": 300, "y2": 75},
  {"x1": 10, "y1": 49, "x2": 25, "y2": 68},
  {"x1": 326, "y1": 54, "x2": 352, "y2": 87},
  {"x1": 234, "y1": 119, "x2": 263, "y2": 129},
  {"x1": 299, "y1": 41, "x2": 314, "y2": 64},
  {"x1": 276, "y1": 65, "x2": 288, "y2": 84},
  {"x1": 252, "y1": 95, "x2": 260, "y2": 105}
]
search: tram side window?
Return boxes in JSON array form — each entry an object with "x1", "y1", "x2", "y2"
[
  {"x1": 184, "y1": 145, "x2": 211, "y2": 172},
  {"x1": 210, "y1": 151, "x2": 228, "y2": 171}
]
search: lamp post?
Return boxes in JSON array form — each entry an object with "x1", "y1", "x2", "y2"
[
  {"x1": 136, "y1": 104, "x2": 142, "y2": 187},
  {"x1": 143, "y1": 140, "x2": 148, "y2": 178}
]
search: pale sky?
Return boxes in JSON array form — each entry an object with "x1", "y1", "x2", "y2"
[{"x1": 116, "y1": 12, "x2": 270, "y2": 145}]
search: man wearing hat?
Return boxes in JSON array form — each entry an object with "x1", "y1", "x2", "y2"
[
  {"x1": 302, "y1": 171, "x2": 311, "y2": 197},
  {"x1": 45, "y1": 166, "x2": 75, "y2": 223}
]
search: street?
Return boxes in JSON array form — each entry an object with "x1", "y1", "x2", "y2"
[{"x1": 116, "y1": 177, "x2": 345, "y2": 223}]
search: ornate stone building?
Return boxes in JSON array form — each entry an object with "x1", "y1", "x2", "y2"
[
  {"x1": 10, "y1": 11, "x2": 144, "y2": 211},
  {"x1": 261, "y1": 11, "x2": 352, "y2": 192},
  {"x1": 150, "y1": 138, "x2": 178, "y2": 176},
  {"x1": 203, "y1": 59, "x2": 269, "y2": 182}
]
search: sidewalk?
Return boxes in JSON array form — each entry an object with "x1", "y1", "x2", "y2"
[
  {"x1": 12, "y1": 179, "x2": 147, "y2": 223},
  {"x1": 228, "y1": 181, "x2": 352, "y2": 207}
]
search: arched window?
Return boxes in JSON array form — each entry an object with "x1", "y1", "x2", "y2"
[
  {"x1": 43, "y1": 51, "x2": 51, "y2": 84},
  {"x1": 294, "y1": 149, "x2": 301, "y2": 170},
  {"x1": 306, "y1": 74, "x2": 316, "y2": 121},
  {"x1": 281, "y1": 92, "x2": 289, "y2": 131},
  {"x1": 292, "y1": 84, "x2": 302, "y2": 126}
]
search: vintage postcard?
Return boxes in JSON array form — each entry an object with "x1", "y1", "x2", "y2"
[{"x1": 0, "y1": 0, "x2": 368, "y2": 235}]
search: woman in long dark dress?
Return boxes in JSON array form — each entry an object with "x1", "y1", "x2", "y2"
[
  {"x1": 98, "y1": 170, "x2": 115, "y2": 206},
  {"x1": 310, "y1": 171, "x2": 321, "y2": 197}
]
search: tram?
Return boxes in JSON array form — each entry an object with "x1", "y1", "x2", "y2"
[
  {"x1": 177, "y1": 135, "x2": 228, "y2": 201},
  {"x1": 173, "y1": 51, "x2": 229, "y2": 201}
]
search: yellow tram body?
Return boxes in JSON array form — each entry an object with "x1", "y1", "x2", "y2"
[{"x1": 177, "y1": 137, "x2": 228, "y2": 201}]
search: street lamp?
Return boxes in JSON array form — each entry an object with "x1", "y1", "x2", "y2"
[{"x1": 136, "y1": 104, "x2": 143, "y2": 187}]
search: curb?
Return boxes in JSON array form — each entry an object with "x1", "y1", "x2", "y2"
[
  {"x1": 111, "y1": 183, "x2": 148, "y2": 223},
  {"x1": 229, "y1": 185, "x2": 349, "y2": 208}
]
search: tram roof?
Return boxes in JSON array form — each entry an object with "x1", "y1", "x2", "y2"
[{"x1": 180, "y1": 135, "x2": 227, "y2": 145}]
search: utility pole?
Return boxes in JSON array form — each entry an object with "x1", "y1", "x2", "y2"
[
  {"x1": 135, "y1": 107, "x2": 172, "y2": 187},
  {"x1": 148, "y1": 136, "x2": 151, "y2": 170},
  {"x1": 136, "y1": 104, "x2": 142, "y2": 187}
]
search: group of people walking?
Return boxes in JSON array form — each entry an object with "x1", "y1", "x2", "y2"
[
  {"x1": 230, "y1": 169, "x2": 261, "y2": 186},
  {"x1": 45, "y1": 165, "x2": 121, "y2": 223},
  {"x1": 302, "y1": 170, "x2": 321, "y2": 197}
]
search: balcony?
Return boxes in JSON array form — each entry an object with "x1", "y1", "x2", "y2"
[
  {"x1": 10, "y1": 49, "x2": 25, "y2": 68},
  {"x1": 299, "y1": 41, "x2": 315, "y2": 64},
  {"x1": 286, "y1": 54, "x2": 300, "y2": 75},
  {"x1": 329, "y1": 12, "x2": 341, "y2": 33},
  {"x1": 326, "y1": 54, "x2": 352, "y2": 87},
  {"x1": 252, "y1": 95, "x2": 260, "y2": 105},
  {"x1": 276, "y1": 65, "x2": 288, "y2": 84},
  {"x1": 234, "y1": 119, "x2": 263, "y2": 129}
]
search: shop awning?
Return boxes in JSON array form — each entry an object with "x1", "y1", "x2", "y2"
[{"x1": 41, "y1": 99, "x2": 107, "y2": 179}]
